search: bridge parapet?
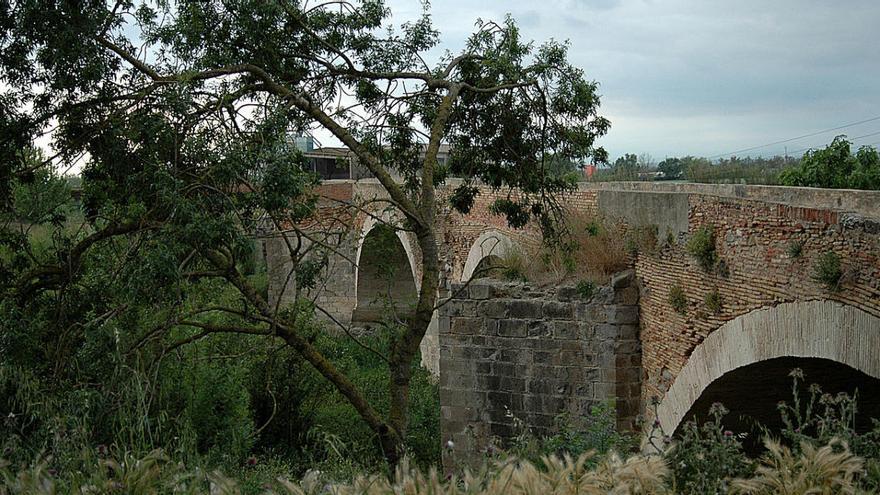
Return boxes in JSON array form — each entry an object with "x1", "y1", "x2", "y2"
[{"x1": 580, "y1": 181, "x2": 880, "y2": 219}]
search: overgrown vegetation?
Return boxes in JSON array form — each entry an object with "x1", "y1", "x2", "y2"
[
  {"x1": 812, "y1": 251, "x2": 844, "y2": 291},
  {"x1": 668, "y1": 284, "x2": 688, "y2": 314},
  {"x1": 0, "y1": 0, "x2": 611, "y2": 468},
  {"x1": 499, "y1": 212, "x2": 650, "y2": 287},
  {"x1": 667, "y1": 403, "x2": 754, "y2": 494},
  {"x1": 576, "y1": 280, "x2": 596, "y2": 300},
  {"x1": 787, "y1": 239, "x2": 805, "y2": 259},
  {"x1": 3, "y1": 371, "x2": 879, "y2": 493},
  {"x1": 704, "y1": 289, "x2": 723, "y2": 314},
  {"x1": 686, "y1": 225, "x2": 718, "y2": 272}
]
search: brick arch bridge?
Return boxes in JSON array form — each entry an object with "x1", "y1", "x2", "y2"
[{"x1": 266, "y1": 180, "x2": 880, "y2": 461}]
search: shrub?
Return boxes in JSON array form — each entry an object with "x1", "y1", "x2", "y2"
[
  {"x1": 669, "y1": 284, "x2": 688, "y2": 314},
  {"x1": 704, "y1": 289, "x2": 722, "y2": 314},
  {"x1": 812, "y1": 251, "x2": 843, "y2": 291},
  {"x1": 686, "y1": 225, "x2": 717, "y2": 272},
  {"x1": 575, "y1": 280, "x2": 596, "y2": 299},
  {"x1": 183, "y1": 361, "x2": 255, "y2": 462},
  {"x1": 787, "y1": 239, "x2": 804, "y2": 259},
  {"x1": 527, "y1": 212, "x2": 633, "y2": 286},
  {"x1": 667, "y1": 403, "x2": 755, "y2": 494},
  {"x1": 501, "y1": 402, "x2": 637, "y2": 471},
  {"x1": 540, "y1": 405, "x2": 637, "y2": 464}
]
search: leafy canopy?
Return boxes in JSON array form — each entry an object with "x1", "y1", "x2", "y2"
[
  {"x1": 0, "y1": 0, "x2": 609, "y2": 465},
  {"x1": 780, "y1": 135, "x2": 880, "y2": 190}
]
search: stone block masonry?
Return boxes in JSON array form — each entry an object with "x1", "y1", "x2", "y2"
[{"x1": 439, "y1": 271, "x2": 641, "y2": 468}]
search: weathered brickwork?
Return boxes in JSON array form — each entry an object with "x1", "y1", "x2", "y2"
[
  {"x1": 266, "y1": 179, "x2": 880, "y2": 455},
  {"x1": 439, "y1": 271, "x2": 641, "y2": 467},
  {"x1": 636, "y1": 194, "x2": 880, "y2": 423}
]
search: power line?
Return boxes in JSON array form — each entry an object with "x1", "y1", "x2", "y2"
[
  {"x1": 788, "y1": 129, "x2": 880, "y2": 156},
  {"x1": 709, "y1": 115, "x2": 880, "y2": 159}
]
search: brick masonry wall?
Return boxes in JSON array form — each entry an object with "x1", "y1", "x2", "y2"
[
  {"x1": 439, "y1": 271, "x2": 641, "y2": 468},
  {"x1": 267, "y1": 180, "x2": 880, "y2": 439},
  {"x1": 439, "y1": 187, "x2": 598, "y2": 281},
  {"x1": 636, "y1": 195, "x2": 880, "y2": 423}
]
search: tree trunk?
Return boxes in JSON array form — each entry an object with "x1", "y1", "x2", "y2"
[{"x1": 385, "y1": 224, "x2": 440, "y2": 465}]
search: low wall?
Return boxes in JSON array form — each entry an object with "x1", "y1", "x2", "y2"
[
  {"x1": 439, "y1": 271, "x2": 641, "y2": 467},
  {"x1": 579, "y1": 181, "x2": 880, "y2": 219}
]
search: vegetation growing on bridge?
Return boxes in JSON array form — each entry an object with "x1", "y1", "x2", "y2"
[
  {"x1": 685, "y1": 225, "x2": 718, "y2": 272},
  {"x1": 486, "y1": 212, "x2": 653, "y2": 286},
  {"x1": 813, "y1": 251, "x2": 844, "y2": 292}
]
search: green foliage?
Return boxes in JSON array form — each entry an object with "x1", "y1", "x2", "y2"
[
  {"x1": 657, "y1": 157, "x2": 683, "y2": 180},
  {"x1": 812, "y1": 251, "x2": 843, "y2": 291},
  {"x1": 541, "y1": 405, "x2": 637, "y2": 463},
  {"x1": 182, "y1": 362, "x2": 255, "y2": 461},
  {"x1": 505, "y1": 403, "x2": 636, "y2": 469},
  {"x1": 780, "y1": 136, "x2": 880, "y2": 190},
  {"x1": 10, "y1": 153, "x2": 70, "y2": 225},
  {"x1": 575, "y1": 280, "x2": 596, "y2": 299},
  {"x1": 667, "y1": 403, "x2": 755, "y2": 494},
  {"x1": 704, "y1": 289, "x2": 722, "y2": 314},
  {"x1": 4, "y1": 369, "x2": 880, "y2": 493},
  {"x1": 0, "y1": 0, "x2": 607, "y2": 472},
  {"x1": 787, "y1": 239, "x2": 805, "y2": 259},
  {"x1": 686, "y1": 225, "x2": 717, "y2": 272},
  {"x1": 611, "y1": 153, "x2": 639, "y2": 180},
  {"x1": 772, "y1": 369, "x2": 880, "y2": 492},
  {"x1": 488, "y1": 198, "x2": 532, "y2": 229},
  {"x1": 448, "y1": 184, "x2": 479, "y2": 214},
  {"x1": 685, "y1": 155, "x2": 791, "y2": 185},
  {"x1": 669, "y1": 284, "x2": 688, "y2": 314},
  {"x1": 301, "y1": 330, "x2": 440, "y2": 477}
]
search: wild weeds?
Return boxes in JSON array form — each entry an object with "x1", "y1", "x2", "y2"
[
  {"x1": 515, "y1": 211, "x2": 637, "y2": 286},
  {"x1": 668, "y1": 284, "x2": 688, "y2": 314},
  {"x1": 730, "y1": 438, "x2": 863, "y2": 495},
  {"x1": 812, "y1": 251, "x2": 844, "y2": 291},
  {"x1": 686, "y1": 225, "x2": 718, "y2": 272}
]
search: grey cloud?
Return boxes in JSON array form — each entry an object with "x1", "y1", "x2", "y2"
[{"x1": 388, "y1": 0, "x2": 880, "y2": 159}]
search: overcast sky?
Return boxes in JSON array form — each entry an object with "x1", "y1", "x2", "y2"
[{"x1": 380, "y1": 0, "x2": 880, "y2": 162}]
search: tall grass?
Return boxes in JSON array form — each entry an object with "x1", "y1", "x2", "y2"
[
  {"x1": 497, "y1": 211, "x2": 639, "y2": 287},
  {"x1": 1, "y1": 441, "x2": 871, "y2": 494}
]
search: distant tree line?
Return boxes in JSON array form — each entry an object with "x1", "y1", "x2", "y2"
[{"x1": 590, "y1": 135, "x2": 879, "y2": 190}]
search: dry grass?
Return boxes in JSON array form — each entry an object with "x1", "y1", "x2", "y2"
[
  {"x1": 291, "y1": 453, "x2": 671, "y2": 495},
  {"x1": 730, "y1": 438, "x2": 864, "y2": 495},
  {"x1": 2, "y1": 442, "x2": 874, "y2": 494},
  {"x1": 499, "y1": 211, "x2": 648, "y2": 287}
]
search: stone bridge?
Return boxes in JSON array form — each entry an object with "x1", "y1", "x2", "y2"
[{"x1": 266, "y1": 180, "x2": 880, "y2": 463}]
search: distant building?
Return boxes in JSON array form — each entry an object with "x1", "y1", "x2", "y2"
[{"x1": 298, "y1": 140, "x2": 452, "y2": 181}]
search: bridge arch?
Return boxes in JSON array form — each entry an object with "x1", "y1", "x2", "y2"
[
  {"x1": 657, "y1": 300, "x2": 880, "y2": 435},
  {"x1": 461, "y1": 230, "x2": 520, "y2": 281},
  {"x1": 353, "y1": 213, "x2": 419, "y2": 324}
]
